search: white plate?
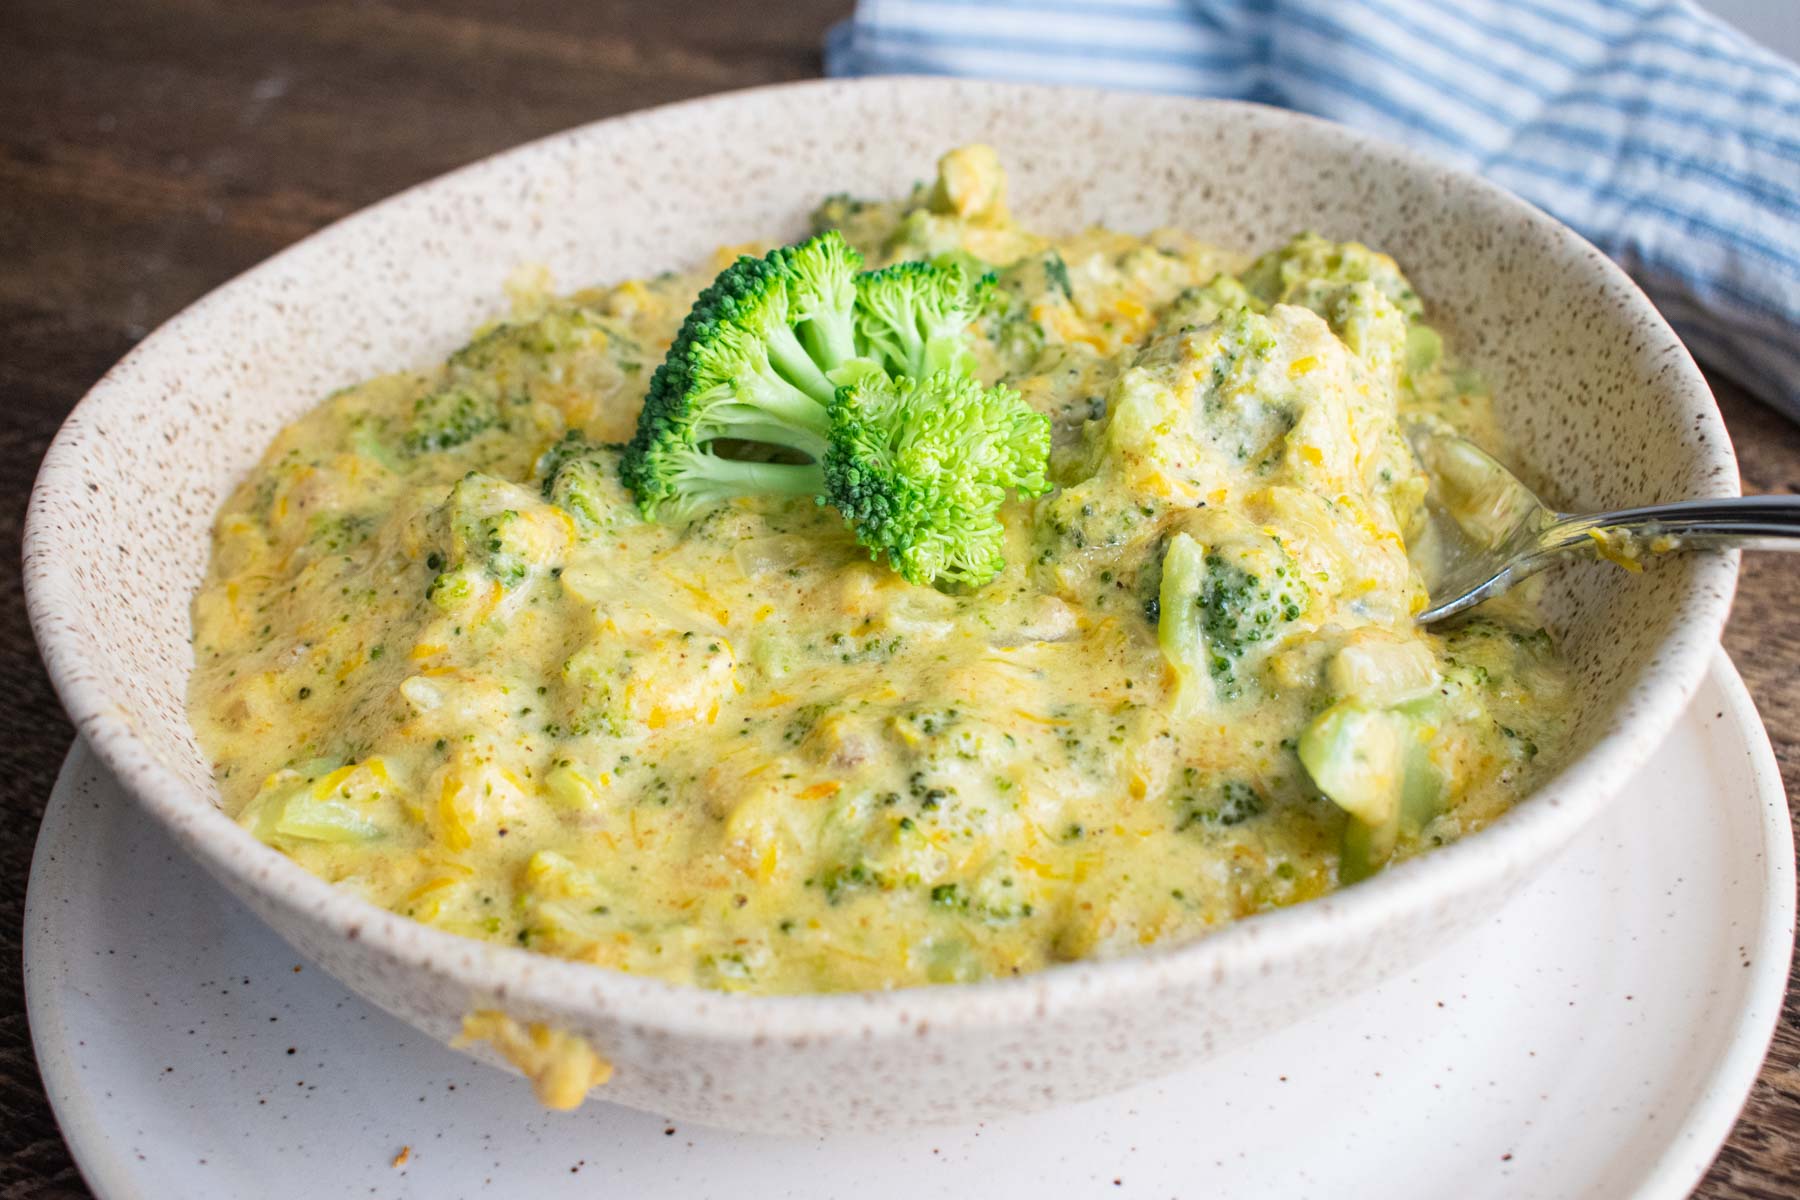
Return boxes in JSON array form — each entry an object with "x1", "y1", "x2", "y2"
[{"x1": 25, "y1": 651, "x2": 1792, "y2": 1200}]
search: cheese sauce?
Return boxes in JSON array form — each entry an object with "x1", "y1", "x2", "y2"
[{"x1": 190, "y1": 148, "x2": 1571, "y2": 994}]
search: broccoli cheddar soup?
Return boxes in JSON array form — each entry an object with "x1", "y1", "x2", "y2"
[{"x1": 190, "y1": 146, "x2": 1572, "y2": 995}]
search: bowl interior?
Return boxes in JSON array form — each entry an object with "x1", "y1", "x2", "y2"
[{"x1": 25, "y1": 78, "x2": 1736, "y2": 979}]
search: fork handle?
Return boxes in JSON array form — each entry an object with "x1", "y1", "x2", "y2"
[{"x1": 1547, "y1": 496, "x2": 1800, "y2": 552}]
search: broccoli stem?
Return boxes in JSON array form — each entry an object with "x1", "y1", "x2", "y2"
[
  {"x1": 680, "y1": 455, "x2": 824, "y2": 506},
  {"x1": 765, "y1": 323, "x2": 839, "y2": 406},
  {"x1": 697, "y1": 367, "x2": 834, "y2": 455},
  {"x1": 798, "y1": 307, "x2": 860, "y2": 378},
  {"x1": 704, "y1": 418, "x2": 830, "y2": 460}
]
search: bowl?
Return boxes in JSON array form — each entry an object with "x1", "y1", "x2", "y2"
[{"x1": 23, "y1": 78, "x2": 1739, "y2": 1134}]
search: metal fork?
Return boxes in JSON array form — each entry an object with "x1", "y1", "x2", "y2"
[{"x1": 1406, "y1": 424, "x2": 1800, "y2": 625}]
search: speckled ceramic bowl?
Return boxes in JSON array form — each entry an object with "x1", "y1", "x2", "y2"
[{"x1": 24, "y1": 78, "x2": 1738, "y2": 1134}]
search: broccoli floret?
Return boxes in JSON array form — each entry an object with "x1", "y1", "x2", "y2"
[
  {"x1": 1166, "y1": 275, "x2": 1259, "y2": 328},
  {"x1": 1240, "y1": 232, "x2": 1423, "y2": 321},
  {"x1": 404, "y1": 385, "x2": 505, "y2": 454},
  {"x1": 823, "y1": 370, "x2": 1049, "y2": 588},
  {"x1": 1174, "y1": 774, "x2": 1267, "y2": 831},
  {"x1": 812, "y1": 192, "x2": 872, "y2": 230},
  {"x1": 403, "y1": 308, "x2": 622, "y2": 457},
  {"x1": 426, "y1": 473, "x2": 559, "y2": 608},
  {"x1": 1158, "y1": 531, "x2": 1310, "y2": 708},
  {"x1": 855, "y1": 260, "x2": 994, "y2": 380},
  {"x1": 535, "y1": 431, "x2": 632, "y2": 534},
  {"x1": 982, "y1": 250, "x2": 1086, "y2": 378},
  {"x1": 1239, "y1": 233, "x2": 1428, "y2": 385},
  {"x1": 447, "y1": 305, "x2": 618, "y2": 375},
  {"x1": 619, "y1": 231, "x2": 874, "y2": 521},
  {"x1": 619, "y1": 233, "x2": 1050, "y2": 587},
  {"x1": 1192, "y1": 549, "x2": 1307, "y2": 695}
]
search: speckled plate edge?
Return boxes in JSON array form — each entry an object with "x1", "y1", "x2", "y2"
[
  {"x1": 1634, "y1": 653, "x2": 1795, "y2": 1197},
  {"x1": 22, "y1": 649, "x2": 1792, "y2": 1199}
]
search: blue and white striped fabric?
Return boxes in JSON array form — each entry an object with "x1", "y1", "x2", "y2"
[{"x1": 826, "y1": 0, "x2": 1800, "y2": 420}]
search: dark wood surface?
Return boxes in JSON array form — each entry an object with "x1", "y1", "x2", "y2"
[{"x1": 0, "y1": 2, "x2": 1793, "y2": 1195}]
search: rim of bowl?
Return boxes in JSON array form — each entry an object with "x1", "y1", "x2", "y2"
[{"x1": 24, "y1": 77, "x2": 1739, "y2": 1041}]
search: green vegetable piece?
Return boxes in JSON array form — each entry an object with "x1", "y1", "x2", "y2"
[
  {"x1": 241, "y1": 773, "x2": 383, "y2": 845},
  {"x1": 619, "y1": 231, "x2": 870, "y2": 522},
  {"x1": 1405, "y1": 323, "x2": 1443, "y2": 378},
  {"x1": 404, "y1": 385, "x2": 503, "y2": 455},
  {"x1": 1299, "y1": 699, "x2": 1446, "y2": 883},
  {"x1": 1157, "y1": 532, "x2": 1210, "y2": 715},
  {"x1": 1298, "y1": 703, "x2": 1407, "y2": 828},
  {"x1": 1240, "y1": 232, "x2": 1423, "y2": 322},
  {"x1": 855, "y1": 259, "x2": 993, "y2": 381},
  {"x1": 1157, "y1": 532, "x2": 1309, "y2": 711},
  {"x1": 427, "y1": 473, "x2": 548, "y2": 603},
  {"x1": 619, "y1": 232, "x2": 1046, "y2": 589},
  {"x1": 536, "y1": 431, "x2": 631, "y2": 534},
  {"x1": 823, "y1": 370, "x2": 1049, "y2": 588}
]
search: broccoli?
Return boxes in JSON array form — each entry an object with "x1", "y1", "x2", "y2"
[
  {"x1": 618, "y1": 232, "x2": 1050, "y2": 588},
  {"x1": 824, "y1": 370, "x2": 1050, "y2": 588},
  {"x1": 446, "y1": 305, "x2": 617, "y2": 375},
  {"x1": 1240, "y1": 232, "x2": 1422, "y2": 322},
  {"x1": 535, "y1": 431, "x2": 631, "y2": 534},
  {"x1": 1174, "y1": 776, "x2": 1267, "y2": 831},
  {"x1": 623, "y1": 367, "x2": 1048, "y2": 587},
  {"x1": 855, "y1": 260, "x2": 993, "y2": 380},
  {"x1": 426, "y1": 473, "x2": 558, "y2": 609},
  {"x1": 619, "y1": 231, "x2": 874, "y2": 522},
  {"x1": 404, "y1": 384, "x2": 506, "y2": 454},
  {"x1": 1158, "y1": 531, "x2": 1310, "y2": 709},
  {"x1": 402, "y1": 307, "x2": 622, "y2": 457},
  {"x1": 1298, "y1": 697, "x2": 1445, "y2": 882},
  {"x1": 1239, "y1": 233, "x2": 1429, "y2": 385}
]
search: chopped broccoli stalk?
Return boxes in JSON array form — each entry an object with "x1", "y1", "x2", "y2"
[
  {"x1": 240, "y1": 767, "x2": 384, "y2": 845},
  {"x1": 855, "y1": 260, "x2": 993, "y2": 380},
  {"x1": 250, "y1": 789, "x2": 383, "y2": 843},
  {"x1": 1157, "y1": 533, "x2": 1210, "y2": 714},
  {"x1": 1405, "y1": 324, "x2": 1442, "y2": 377},
  {"x1": 823, "y1": 370, "x2": 1050, "y2": 588},
  {"x1": 1298, "y1": 699, "x2": 1445, "y2": 882},
  {"x1": 543, "y1": 764, "x2": 608, "y2": 815},
  {"x1": 1157, "y1": 532, "x2": 1309, "y2": 709},
  {"x1": 620, "y1": 231, "x2": 876, "y2": 521}
]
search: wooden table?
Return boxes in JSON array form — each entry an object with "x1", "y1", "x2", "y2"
[{"x1": 0, "y1": 2, "x2": 1793, "y2": 1195}]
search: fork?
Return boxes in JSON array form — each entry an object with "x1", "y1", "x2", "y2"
[{"x1": 1405, "y1": 424, "x2": 1800, "y2": 626}]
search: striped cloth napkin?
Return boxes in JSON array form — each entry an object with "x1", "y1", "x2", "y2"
[{"x1": 825, "y1": 0, "x2": 1800, "y2": 420}]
